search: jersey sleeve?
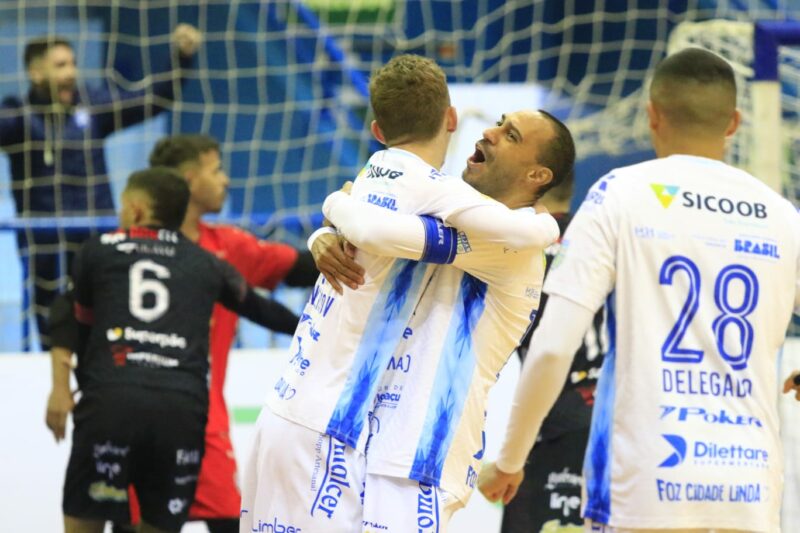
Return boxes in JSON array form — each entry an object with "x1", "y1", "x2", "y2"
[
  {"x1": 322, "y1": 191, "x2": 457, "y2": 264},
  {"x1": 213, "y1": 255, "x2": 300, "y2": 333},
  {"x1": 222, "y1": 226, "x2": 299, "y2": 289},
  {"x1": 404, "y1": 174, "x2": 560, "y2": 250},
  {"x1": 70, "y1": 241, "x2": 95, "y2": 324},
  {"x1": 543, "y1": 176, "x2": 620, "y2": 312}
]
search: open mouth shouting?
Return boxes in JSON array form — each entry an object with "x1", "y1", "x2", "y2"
[{"x1": 467, "y1": 142, "x2": 487, "y2": 170}]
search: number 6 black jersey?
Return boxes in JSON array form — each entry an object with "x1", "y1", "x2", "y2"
[{"x1": 72, "y1": 226, "x2": 271, "y2": 400}]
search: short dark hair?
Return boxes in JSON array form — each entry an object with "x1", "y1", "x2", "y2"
[
  {"x1": 125, "y1": 167, "x2": 190, "y2": 230},
  {"x1": 369, "y1": 54, "x2": 450, "y2": 145},
  {"x1": 650, "y1": 48, "x2": 737, "y2": 134},
  {"x1": 24, "y1": 36, "x2": 72, "y2": 68},
  {"x1": 535, "y1": 110, "x2": 576, "y2": 200},
  {"x1": 149, "y1": 134, "x2": 220, "y2": 169}
]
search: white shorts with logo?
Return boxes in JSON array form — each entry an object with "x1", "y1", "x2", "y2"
[
  {"x1": 240, "y1": 407, "x2": 366, "y2": 533},
  {"x1": 361, "y1": 473, "x2": 464, "y2": 533}
]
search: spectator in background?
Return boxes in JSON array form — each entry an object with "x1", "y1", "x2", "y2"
[
  {"x1": 500, "y1": 176, "x2": 607, "y2": 533},
  {"x1": 0, "y1": 23, "x2": 201, "y2": 349}
]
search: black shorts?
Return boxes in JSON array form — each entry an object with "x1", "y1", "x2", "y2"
[
  {"x1": 63, "y1": 385, "x2": 207, "y2": 532},
  {"x1": 501, "y1": 428, "x2": 589, "y2": 533}
]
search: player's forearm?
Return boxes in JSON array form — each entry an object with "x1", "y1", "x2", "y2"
[
  {"x1": 50, "y1": 347, "x2": 73, "y2": 393},
  {"x1": 447, "y1": 205, "x2": 559, "y2": 251},
  {"x1": 322, "y1": 191, "x2": 427, "y2": 260},
  {"x1": 283, "y1": 251, "x2": 319, "y2": 287},
  {"x1": 496, "y1": 295, "x2": 595, "y2": 473},
  {"x1": 237, "y1": 289, "x2": 299, "y2": 335}
]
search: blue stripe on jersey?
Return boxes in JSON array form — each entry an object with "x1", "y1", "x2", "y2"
[
  {"x1": 583, "y1": 292, "x2": 617, "y2": 524},
  {"x1": 326, "y1": 259, "x2": 428, "y2": 448},
  {"x1": 419, "y1": 216, "x2": 458, "y2": 264},
  {"x1": 409, "y1": 274, "x2": 488, "y2": 486}
]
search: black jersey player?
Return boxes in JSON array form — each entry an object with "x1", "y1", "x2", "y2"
[{"x1": 60, "y1": 167, "x2": 298, "y2": 533}]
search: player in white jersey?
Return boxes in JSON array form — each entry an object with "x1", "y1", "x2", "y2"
[
  {"x1": 239, "y1": 55, "x2": 560, "y2": 533},
  {"x1": 479, "y1": 48, "x2": 800, "y2": 533},
  {"x1": 321, "y1": 108, "x2": 576, "y2": 531}
]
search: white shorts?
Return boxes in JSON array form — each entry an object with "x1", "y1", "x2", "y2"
[
  {"x1": 361, "y1": 473, "x2": 464, "y2": 533},
  {"x1": 240, "y1": 407, "x2": 366, "y2": 533}
]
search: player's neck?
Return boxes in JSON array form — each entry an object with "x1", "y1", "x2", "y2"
[
  {"x1": 181, "y1": 204, "x2": 203, "y2": 242},
  {"x1": 655, "y1": 137, "x2": 726, "y2": 161},
  {"x1": 392, "y1": 137, "x2": 449, "y2": 170}
]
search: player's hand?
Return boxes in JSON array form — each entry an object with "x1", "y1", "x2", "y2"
[
  {"x1": 172, "y1": 23, "x2": 202, "y2": 57},
  {"x1": 311, "y1": 232, "x2": 364, "y2": 294},
  {"x1": 340, "y1": 181, "x2": 353, "y2": 195},
  {"x1": 783, "y1": 370, "x2": 800, "y2": 401},
  {"x1": 45, "y1": 386, "x2": 75, "y2": 442},
  {"x1": 478, "y1": 462, "x2": 524, "y2": 505}
]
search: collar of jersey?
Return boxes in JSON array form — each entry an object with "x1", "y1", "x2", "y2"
[{"x1": 386, "y1": 147, "x2": 431, "y2": 168}]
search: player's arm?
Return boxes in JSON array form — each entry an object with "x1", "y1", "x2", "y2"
[
  {"x1": 97, "y1": 24, "x2": 200, "y2": 134},
  {"x1": 0, "y1": 97, "x2": 23, "y2": 148},
  {"x1": 322, "y1": 191, "x2": 457, "y2": 264},
  {"x1": 411, "y1": 174, "x2": 560, "y2": 250},
  {"x1": 45, "y1": 291, "x2": 84, "y2": 443},
  {"x1": 479, "y1": 295, "x2": 594, "y2": 503},
  {"x1": 214, "y1": 256, "x2": 299, "y2": 334}
]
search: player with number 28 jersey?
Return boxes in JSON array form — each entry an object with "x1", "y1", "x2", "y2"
[{"x1": 543, "y1": 155, "x2": 800, "y2": 531}]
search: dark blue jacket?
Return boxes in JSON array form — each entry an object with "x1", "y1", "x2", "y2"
[{"x1": 0, "y1": 55, "x2": 192, "y2": 216}]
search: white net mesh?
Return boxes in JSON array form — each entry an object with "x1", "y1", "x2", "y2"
[{"x1": 0, "y1": 0, "x2": 797, "y2": 351}]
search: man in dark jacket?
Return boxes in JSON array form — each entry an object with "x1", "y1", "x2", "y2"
[{"x1": 0, "y1": 24, "x2": 201, "y2": 348}]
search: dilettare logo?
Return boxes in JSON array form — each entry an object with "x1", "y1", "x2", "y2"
[
  {"x1": 659, "y1": 434, "x2": 687, "y2": 468},
  {"x1": 651, "y1": 184, "x2": 680, "y2": 208}
]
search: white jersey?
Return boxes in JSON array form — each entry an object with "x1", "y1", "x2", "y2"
[
  {"x1": 267, "y1": 148, "x2": 558, "y2": 453},
  {"x1": 545, "y1": 155, "x2": 800, "y2": 531},
  {"x1": 361, "y1": 221, "x2": 547, "y2": 504}
]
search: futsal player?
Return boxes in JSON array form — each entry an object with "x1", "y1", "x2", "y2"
[
  {"x1": 148, "y1": 134, "x2": 333, "y2": 533},
  {"x1": 479, "y1": 48, "x2": 800, "y2": 532},
  {"x1": 60, "y1": 168, "x2": 298, "y2": 533},
  {"x1": 239, "y1": 54, "x2": 561, "y2": 533}
]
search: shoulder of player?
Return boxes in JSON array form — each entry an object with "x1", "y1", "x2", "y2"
[{"x1": 360, "y1": 148, "x2": 452, "y2": 183}]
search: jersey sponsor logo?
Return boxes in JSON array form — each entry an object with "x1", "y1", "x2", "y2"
[
  {"x1": 289, "y1": 337, "x2": 311, "y2": 376},
  {"x1": 456, "y1": 231, "x2": 472, "y2": 254},
  {"x1": 274, "y1": 377, "x2": 297, "y2": 400},
  {"x1": 101, "y1": 232, "x2": 126, "y2": 245},
  {"x1": 416, "y1": 483, "x2": 438, "y2": 530},
  {"x1": 125, "y1": 351, "x2": 179, "y2": 368},
  {"x1": 93, "y1": 441, "x2": 130, "y2": 459},
  {"x1": 176, "y1": 448, "x2": 201, "y2": 466},
  {"x1": 386, "y1": 354, "x2": 410, "y2": 373},
  {"x1": 311, "y1": 440, "x2": 351, "y2": 519},
  {"x1": 365, "y1": 193, "x2": 398, "y2": 211},
  {"x1": 167, "y1": 498, "x2": 187, "y2": 515},
  {"x1": 88, "y1": 481, "x2": 128, "y2": 502},
  {"x1": 465, "y1": 464, "x2": 478, "y2": 488},
  {"x1": 659, "y1": 405, "x2": 762, "y2": 427},
  {"x1": 734, "y1": 239, "x2": 780, "y2": 259},
  {"x1": 106, "y1": 326, "x2": 187, "y2": 349},
  {"x1": 242, "y1": 514, "x2": 303, "y2": 532},
  {"x1": 651, "y1": 184, "x2": 768, "y2": 218},
  {"x1": 364, "y1": 164, "x2": 403, "y2": 180},
  {"x1": 658, "y1": 434, "x2": 688, "y2": 468},
  {"x1": 658, "y1": 433, "x2": 768, "y2": 469},
  {"x1": 545, "y1": 468, "x2": 583, "y2": 490},
  {"x1": 428, "y1": 168, "x2": 445, "y2": 181},
  {"x1": 650, "y1": 184, "x2": 680, "y2": 208},
  {"x1": 309, "y1": 282, "x2": 336, "y2": 318},
  {"x1": 115, "y1": 241, "x2": 176, "y2": 257},
  {"x1": 656, "y1": 479, "x2": 764, "y2": 504}
]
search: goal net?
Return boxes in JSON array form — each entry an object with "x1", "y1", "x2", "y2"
[{"x1": 0, "y1": 1, "x2": 796, "y2": 351}]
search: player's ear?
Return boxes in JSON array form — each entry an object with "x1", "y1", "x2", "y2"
[
  {"x1": 647, "y1": 101, "x2": 659, "y2": 132},
  {"x1": 28, "y1": 59, "x2": 44, "y2": 86},
  {"x1": 725, "y1": 108, "x2": 741, "y2": 138},
  {"x1": 445, "y1": 105, "x2": 457, "y2": 133},
  {"x1": 370, "y1": 120, "x2": 387, "y2": 145},
  {"x1": 528, "y1": 166, "x2": 553, "y2": 188}
]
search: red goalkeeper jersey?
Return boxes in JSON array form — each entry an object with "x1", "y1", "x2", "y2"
[{"x1": 198, "y1": 222, "x2": 298, "y2": 434}]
